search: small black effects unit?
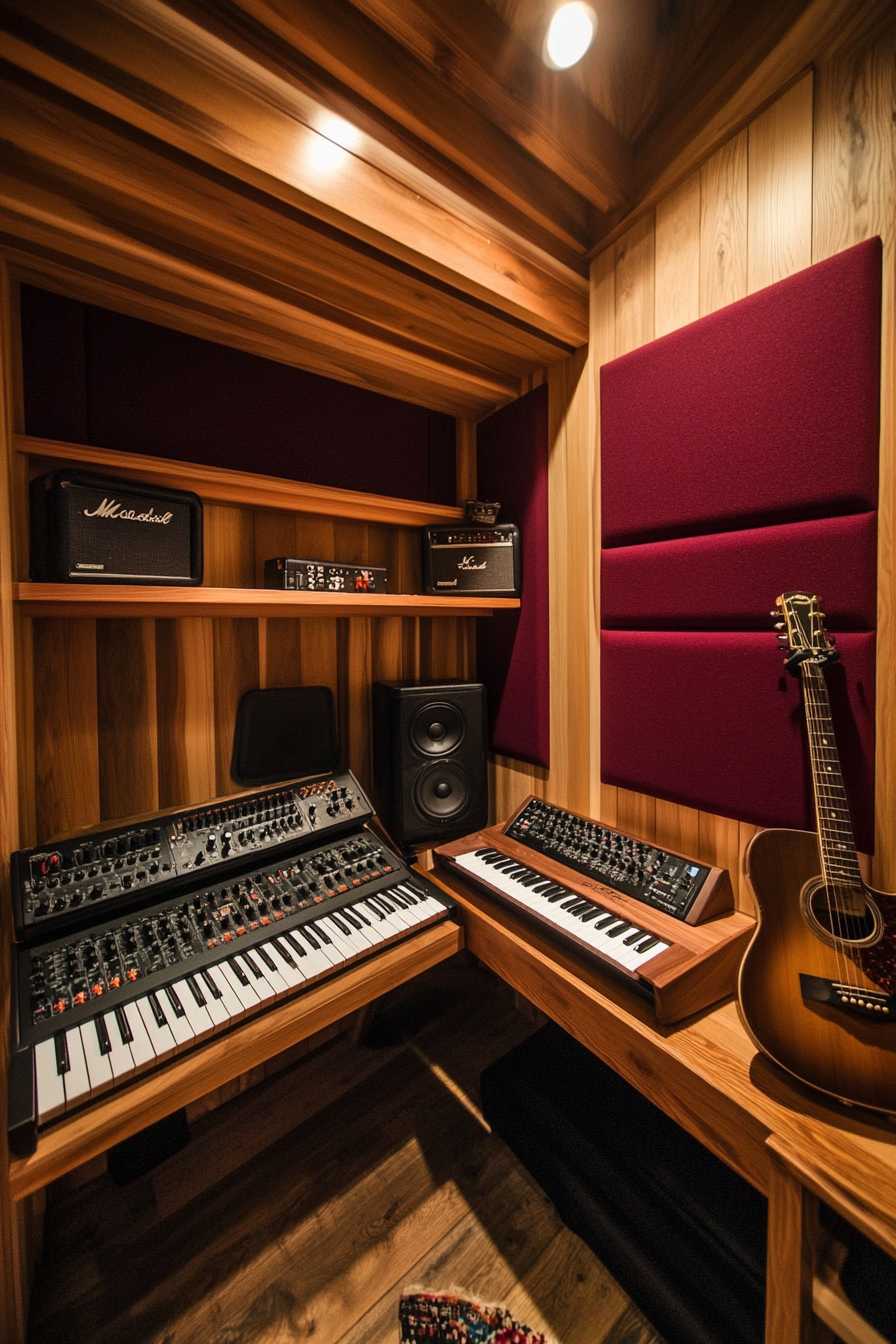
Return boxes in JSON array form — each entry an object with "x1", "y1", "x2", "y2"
[
  {"x1": 264, "y1": 558, "x2": 387, "y2": 593},
  {"x1": 30, "y1": 470, "x2": 203, "y2": 586},
  {"x1": 422, "y1": 523, "x2": 520, "y2": 597}
]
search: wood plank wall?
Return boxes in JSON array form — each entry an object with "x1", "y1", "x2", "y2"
[
  {"x1": 491, "y1": 25, "x2": 896, "y2": 905},
  {"x1": 16, "y1": 478, "x2": 476, "y2": 848}
]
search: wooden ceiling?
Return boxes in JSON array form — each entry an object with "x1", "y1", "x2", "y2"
[{"x1": 0, "y1": 0, "x2": 884, "y2": 416}]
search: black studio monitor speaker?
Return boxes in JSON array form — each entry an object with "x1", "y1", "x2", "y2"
[{"x1": 372, "y1": 680, "x2": 489, "y2": 849}]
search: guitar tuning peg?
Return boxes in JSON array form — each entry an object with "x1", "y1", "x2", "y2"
[
  {"x1": 776, "y1": 634, "x2": 789, "y2": 643},
  {"x1": 769, "y1": 610, "x2": 778, "y2": 618},
  {"x1": 773, "y1": 622, "x2": 785, "y2": 630}
]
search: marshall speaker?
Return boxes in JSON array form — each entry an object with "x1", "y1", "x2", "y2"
[
  {"x1": 30, "y1": 470, "x2": 203, "y2": 585},
  {"x1": 372, "y1": 680, "x2": 489, "y2": 848},
  {"x1": 422, "y1": 523, "x2": 520, "y2": 597}
]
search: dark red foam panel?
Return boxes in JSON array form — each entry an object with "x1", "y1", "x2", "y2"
[
  {"x1": 476, "y1": 384, "x2": 550, "y2": 768},
  {"x1": 601, "y1": 513, "x2": 877, "y2": 631},
  {"x1": 600, "y1": 632, "x2": 876, "y2": 853},
  {"x1": 601, "y1": 238, "x2": 881, "y2": 547}
]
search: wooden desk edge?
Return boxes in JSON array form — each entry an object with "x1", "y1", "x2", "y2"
[{"x1": 8, "y1": 920, "x2": 463, "y2": 1201}]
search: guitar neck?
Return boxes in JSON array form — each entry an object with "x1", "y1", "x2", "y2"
[{"x1": 801, "y1": 661, "x2": 864, "y2": 897}]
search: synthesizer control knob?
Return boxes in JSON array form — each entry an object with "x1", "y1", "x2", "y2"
[{"x1": 207, "y1": 834, "x2": 217, "y2": 852}]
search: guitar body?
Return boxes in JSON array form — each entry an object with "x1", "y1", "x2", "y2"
[{"x1": 739, "y1": 827, "x2": 896, "y2": 1114}]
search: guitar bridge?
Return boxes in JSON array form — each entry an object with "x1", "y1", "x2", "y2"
[{"x1": 800, "y1": 974, "x2": 894, "y2": 1018}]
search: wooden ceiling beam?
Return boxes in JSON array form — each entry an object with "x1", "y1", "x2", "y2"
[
  {"x1": 0, "y1": 0, "x2": 589, "y2": 346},
  {"x1": 346, "y1": 0, "x2": 632, "y2": 214}
]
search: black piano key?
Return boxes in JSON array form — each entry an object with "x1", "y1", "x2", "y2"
[
  {"x1": 593, "y1": 913, "x2": 620, "y2": 929},
  {"x1": 94, "y1": 1014, "x2": 112, "y2": 1055},
  {"x1": 546, "y1": 886, "x2": 573, "y2": 902},
  {"x1": 165, "y1": 985, "x2": 186, "y2": 1017},
  {"x1": 229, "y1": 957, "x2": 251, "y2": 986},
  {"x1": 55, "y1": 1033, "x2": 70, "y2": 1075},
  {"x1": 330, "y1": 913, "x2": 352, "y2": 934},
  {"x1": 256, "y1": 946, "x2": 278, "y2": 972},
  {"x1": 283, "y1": 931, "x2": 307, "y2": 957},
  {"x1": 341, "y1": 908, "x2": 363, "y2": 929},
  {"x1": 605, "y1": 921, "x2": 632, "y2": 938},
  {"x1": 309, "y1": 921, "x2": 332, "y2": 945},
  {"x1": 114, "y1": 1004, "x2": 134, "y2": 1044},
  {"x1": 186, "y1": 975, "x2": 206, "y2": 1006},
  {"x1": 200, "y1": 968, "x2": 223, "y2": 998},
  {"x1": 274, "y1": 938, "x2": 297, "y2": 968},
  {"x1": 351, "y1": 905, "x2": 371, "y2": 925},
  {"x1": 623, "y1": 928, "x2": 647, "y2": 946},
  {"x1": 634, "y1": 935, "x2": 662, "y2": 953},
  {"x1": 579, "y1": 906, "x2": 607, "y2": 924},
  {"x1": 387, "y1": 889, "x2": 409, "y2": 908},
  {"x1": 242, "y1": 951, "x2": 263, "y2": 978},
  {"x1": 368, "y1": 894, "x2": 392, "y2": 914},
  {"x1": 296, "y1": 925, "x2": 321, "y2": 948},
  {"x1": 148, "y1": 991, "x2": 167, "y2": 1027}
]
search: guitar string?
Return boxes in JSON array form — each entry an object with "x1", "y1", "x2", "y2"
[{"x1": 802, "y1": 659, "x2": 862, "y2": 989}]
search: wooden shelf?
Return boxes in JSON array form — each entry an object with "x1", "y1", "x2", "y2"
[
  {"x1": 15, "y1": 583, "x2": 519, "y2": 619},
  {"x1": 16, "y1": 435, "x2": 466, "y2": 528}
]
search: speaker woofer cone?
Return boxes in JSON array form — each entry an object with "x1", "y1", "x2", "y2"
[
  {"x1": 410, "y1": 701, "x2": 466, "y2": 755},
  {"x1": 413, "y1": 763, "x2": 470, "y2": 819}
]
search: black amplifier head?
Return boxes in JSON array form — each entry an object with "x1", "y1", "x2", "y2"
[
  {"x1": 422, "y1": 523, "x2": 521, "y2": 597},
  {"x1": 30, "y1": 470, "x2": 203, "y2": 585}
]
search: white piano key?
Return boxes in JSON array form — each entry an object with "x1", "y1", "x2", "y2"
[
  {"x1": 201, "y1": 965, "x2": 245, "y2": 1022},
  {"x1": 79, "y1": 1018, "x2": 115, "y2": 1097},
  {"x1": 61, "y1": 1026, "x2": 92, "y2": 1110},
  {"x1": 264, "y1": 939, "x2": 308, "y2": 990},
  {"x1": 365, "y1": 891, "x2": 417, "y2": 931},
  {"x1": 119, "y1": 1000, "x2": 156, "y2": 1071},
  {"x1": 188, "y1": 971, "x2": 231, "y2": 1030},
  {"x1": 292, "y1": 922, "x2": 344, "y2": 967},
  {"x1": 339, "y1": 903, "x2": 388, "y2": 946},
  {"x1": 136, "y1": 993, "x2": 178, "y2": 1063},
  {"x1": 454, "y1": 851, "x2": 671, "y2": 972},
  {"x1": 101, "y1": 1008, "x2": 136, "y2": 1081},
  {"x1": 161, "y1": 983, "x2": 199, "y2": 1050},
  {"x1": 394, "y1": 882, "x2": 445, "y2": 920},
  {"x1": 279, "y1": 930, "x2": 337, "y2": 983},
  {"x1": 231, "y1": 952, "x2": 279, "y2": 1005},
  {"x1": 249, "y1": 944, "x2": 293, "y2": 998},
  {"x1": 314, "y1": 915, "x2": 366, "y2": 962},
  {"x1": 217, "y1": 958, "x2": 262, "y2": 1012},
  {"x1": 170, "y1": 977, "x2": 215, "y2": 1043},
  {"x1": 34, "y1": 1037, "x2": 66, "y2": 1124},
  {"x1": 357, "y1": 895, "x2": 411, "y2": 939}
]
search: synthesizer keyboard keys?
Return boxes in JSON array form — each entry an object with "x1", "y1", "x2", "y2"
[{"x1": 34, "y1": 1037, "x2": 66, "y2": 1124}]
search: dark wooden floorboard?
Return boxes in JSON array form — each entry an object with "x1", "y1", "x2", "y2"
[{"x1": 27, "y1": 958, "x2": 664, "y2": 1344}]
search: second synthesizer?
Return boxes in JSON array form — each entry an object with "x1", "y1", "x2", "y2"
[{"x1": 8, "y1": 770, "x2": 456, "y2": 1156}]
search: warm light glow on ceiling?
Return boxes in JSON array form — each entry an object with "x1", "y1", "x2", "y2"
[
  {"x1": 305, "y1": 114, "x2": 361, "y2": 173},
  {"x1": 543, "y1": 3, "x2": 597, "y2": 69}
]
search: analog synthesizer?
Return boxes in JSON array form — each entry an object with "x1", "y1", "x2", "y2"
[{"x1": 7, "y1": 770, "x2": 455, "y2": 1156}]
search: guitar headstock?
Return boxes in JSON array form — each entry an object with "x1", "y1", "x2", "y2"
[{"x1": 773, "y1": 591, "x2": 839, "y2": 674}]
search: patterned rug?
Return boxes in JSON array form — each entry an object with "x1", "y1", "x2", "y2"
[{"x1": 399, "y1": 1289, "x2": 552, "y2": 1343}]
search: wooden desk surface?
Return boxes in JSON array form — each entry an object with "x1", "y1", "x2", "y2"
[{"x1": 426, "y1": 868, "x2": 896, "y2": 1249}]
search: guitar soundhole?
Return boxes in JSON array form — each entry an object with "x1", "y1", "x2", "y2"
[{"x1": 801, "y1": 880, "x2": 882, "y2": 949}]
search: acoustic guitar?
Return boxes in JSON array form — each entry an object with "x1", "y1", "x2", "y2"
[{"x1": 738, "y1": 591, "x2": 896, "y2": 1114}]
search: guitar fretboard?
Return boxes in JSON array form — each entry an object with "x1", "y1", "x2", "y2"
[{"x1": 802, "y1": 662, "x2": 863, "y2": 897}]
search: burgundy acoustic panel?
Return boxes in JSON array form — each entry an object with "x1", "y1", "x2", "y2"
[
  {"x1": 601, "y1": 238, "x2": 881, "y2": 547},
  {"x1": 476, "y1": 384, "x2": 550, "y2": 768},
  {"x1": 600, "y1": 631, "x2": 876, "y2": 853},
  {"x1": 601, "y1": 513, "x2": 877, "y2": 630},
  {"x1": 599, "y1": 240, "x2": 881, "y2": 845}
]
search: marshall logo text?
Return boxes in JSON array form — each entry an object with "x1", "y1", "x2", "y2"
[{"x1": 83, "y1": 498, "x2": 174, "y2": 524}]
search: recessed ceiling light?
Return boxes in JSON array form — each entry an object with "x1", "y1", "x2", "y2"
[{"x1": 543, "y1": 3, "x2": 597, "y2": 70}]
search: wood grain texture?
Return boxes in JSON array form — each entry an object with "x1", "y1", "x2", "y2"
[
  {"x1": 212, "y1": 617, "x2": 259, "y2": 793},
  {"x1": 747, "y1": 72, "x2": 814, "y2": 293},
  {"x1": 655, "y1": 171, "x2": 701, "y2": 336},
  {"x1": 96, "y1": 618, "x2": 159, "y2": 820},
  {"x1": 700, "y1": 129, "x2": 749, "y2": 313},
  {"x1": 16, "y1": 435, "x2": 465, "y2": 527},
  {"x1": 32, "y1": 617, "x2": 100, "y2": 843},
  {"x1": 154, "y1": 616, "x2": 216, "y2": 809},
  {"x1": 812, "y1": 25, "x2": 896, "y2": 893},
  {"x1": 766, "y1": 1149, "x2": 819, "y2": 1344}
]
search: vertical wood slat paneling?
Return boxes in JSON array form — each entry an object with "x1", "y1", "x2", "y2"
[
  {"x1": 655, "y1": 173, "x2": 702, "y2": 336},
  {"x1": 700, "y1": 130, "x2": 749, "y2": 314},
  {"x1": 213, "y1": 618, "x2": 260, "y2": 794},
  {"x1": 812, "y1": 26, "x2": 896, "y2": 891},
  {"x1": 589, "y1": 247, "x2": 616, "y2": 829},
  {"x1": 97, "y1": 618, "x2": 159, "y2": 821},
  {"x1": 747, "y1": 73, "x2": 814, "y2": 293},
  {"x1": 32, "y1": 618, "x2": 100, "y2": 842},
  {"x1": 155, "y1": 617, "x2": 216, "y2": 809}
]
